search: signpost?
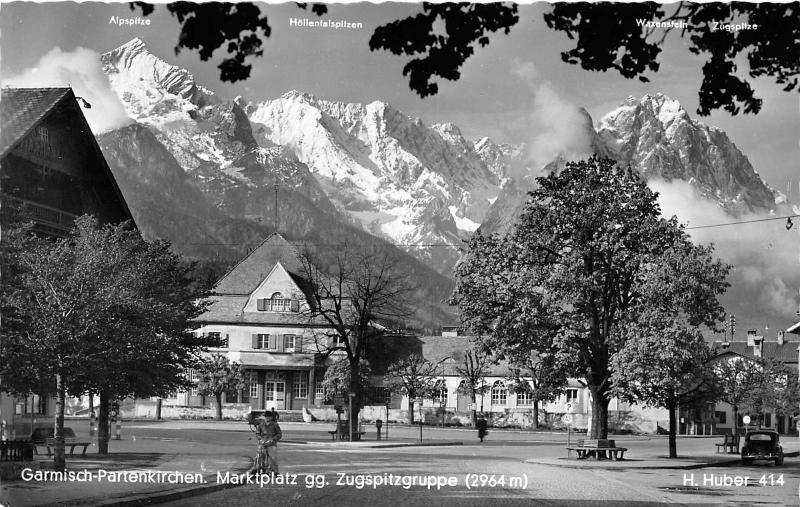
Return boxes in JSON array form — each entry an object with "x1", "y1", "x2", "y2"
[
  {"x1": 743, "y1": 415, "x2": 751, "y2": 434},
  {"x1": 564, "y1": 403, "x2": 574, "y2": 455}
]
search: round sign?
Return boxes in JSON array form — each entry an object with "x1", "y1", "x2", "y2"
[
  {"x1": 743, "y1": 415, "x2": 751, "y2": 425},
  {"x1": 562, "y1": 414, "x2": 573, "y2": 425},
  {"x1": 565, "y1": 403, "x2": 573, "y2": 413}
]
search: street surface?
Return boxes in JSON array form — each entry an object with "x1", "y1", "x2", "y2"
[
  {"x1": 4, "y1": 421, "x2": 799, "y2": 506},
  {"x1": 140, "y1": 423, "x2": 800, "y2": 506}
]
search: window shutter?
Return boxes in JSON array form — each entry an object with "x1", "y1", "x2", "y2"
[
  {"x1": 290, "y1": 299, "x2": 299, "y2": 312},
  {"x1": 295, "y1": 336, "x2": 303, "y2": 353},
  {"x1": 277, "y1": 334, "x2": 285, "y2": 352},
  {"x1": 257, "y1": 299, "x2": 265, "y2": 311},
  {"x1": 269, "y1": 334, "x2": 277, "y2": 350},
  {"x1": 252, "y1": 334, "x2": 258, "y2": 349}
]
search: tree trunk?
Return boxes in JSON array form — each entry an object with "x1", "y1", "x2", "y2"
[
  {"x1": 98, "y1": 389, "x2": 110, "y2": 454},
  {"x1": 53, "y1": 374, "x2": 66, "y2": 471},
  {"x1": 588, "y1": 385, "x2": 609, "y2": 439},
  {"x1": 409, "y1": 400, "x2": 415, "y2": 424},
  {"x1": 349, "y1": 360, "x2": 361, "y2": 437},
  {"x1": 155, "y1": 398, "x2": 162, "y2": 420},
  {"x1": 732, "y1": 405, "x2": 739, "y2": 435},
  {"x1": 215, "y1": 393, "x2": 223, "y2": 420},
  {"x1": 532, "y1": 398, "x2": 539, "y2": 429},
  {"x1": 471, "y1": 390, "x2": 478, "y2": 426},
  {"x1": 668, "y1": 403, "x2": 678, "y2": 459}
]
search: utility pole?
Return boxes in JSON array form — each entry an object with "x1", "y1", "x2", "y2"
[{"x1": 273, "y1": 183, "x2": 279, "y2": 233}]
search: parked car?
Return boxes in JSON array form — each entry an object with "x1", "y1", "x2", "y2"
[{"x1": 741, "y1": 430, "x2": 784, "y2": 466}]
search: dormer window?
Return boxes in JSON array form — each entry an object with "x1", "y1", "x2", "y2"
[{"x1": 256, "y1": 292, "x2": 299, "y2": 312}]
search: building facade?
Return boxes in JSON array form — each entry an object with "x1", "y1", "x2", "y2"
[
  {"x1": 164, "y1": 233, "x2": 338, "y2": 414},
  {"x1": 704, "y1": 331, "x2": 800, "y2": 435}
]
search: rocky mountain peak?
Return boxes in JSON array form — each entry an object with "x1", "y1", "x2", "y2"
[
  {"x1": 101, "y1": 38, "x2": 218, "y2": 113},
  {"x1": 597, "y1": 94, "x2": 777, "y2": 213}
]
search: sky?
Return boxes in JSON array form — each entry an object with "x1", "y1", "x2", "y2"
[{"x1": 2, "y1": 1, "x2": 799, "y2": 333}]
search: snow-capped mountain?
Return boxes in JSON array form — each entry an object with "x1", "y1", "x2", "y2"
[
  {"x1": 244, "y1": 91, "x2": 502, "y2": 271},
  {"x1": 100, "y1": 38, "x2": 341, "y2": 223},
  {"x1": 96, "y1": 38, "x2": 785, "y2": 285},
  {"x1": 598, "y1": 93, "x2": 778, "y2": 213}
]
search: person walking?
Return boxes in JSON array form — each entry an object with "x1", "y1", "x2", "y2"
[
  {"x1": 476, "y1": 414, "x2": 488, "y2": 443},
  {"x1": 254, "y1": 411, "x2": 282, "y2": 474}
]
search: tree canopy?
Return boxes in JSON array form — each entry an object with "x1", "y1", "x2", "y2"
[
  {"x1": 1, "y1": 216, "x2": 209, "y2": 464},
  {"x1": 197, "y1": 354, "x2": 245, "y2": 420},
  {"x1": 611, "y1": 311, "x2": 718, "y2": 457},
  {"x1": 451, "y1": 157, "x2": 730, "y2": 438},
  {"x1": 384, "y1": 353, "x2": 436, "y2": 424}
]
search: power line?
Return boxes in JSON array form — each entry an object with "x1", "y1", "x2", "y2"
[
  {"x1": 686, "y1": 214, "x2": 800, "y2": 230},
  {"x1": 182, "y1": 215, "x2": 800, "y2": 247}
]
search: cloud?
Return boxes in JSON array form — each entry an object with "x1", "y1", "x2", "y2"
[
  {"x1": 650, "y1": 178, "x2": 800, "y2": 322},
  {"x1": 511, "y1": 59, "x2": 593, "y2": 170},
  {"x1": 3, "y1": 47, "x2": 131, "y2": 134}
]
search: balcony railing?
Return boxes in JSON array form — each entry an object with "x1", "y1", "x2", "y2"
[{"x1": 1, "y1": 195, "x2": 77, "y2": 236}]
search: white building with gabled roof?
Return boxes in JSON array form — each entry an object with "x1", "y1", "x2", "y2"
[{"x1": 184, "y1": 232, "x2": 339, "y2": 413}]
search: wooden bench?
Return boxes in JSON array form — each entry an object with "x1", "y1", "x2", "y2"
[
  {"x1": 715, "y1": 433, "x2": 740, "y2": 454},
  {"x1": 566, "y1": 439, "x2": 628, "y2": 460},
  {"x1": 45, "y1": 437, "x2": 91, "y2": 457},
  {"x1": 328, "y1": 421, "x2": 366, "y2": 441},
  {"x1": 31, "y1": 427, "x2": 90, "y2": 457}
]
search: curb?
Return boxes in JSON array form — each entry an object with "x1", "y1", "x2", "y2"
[
  {"x1": 524, "y1": 457, "x2": 742, "y2": 470},
  {"x1": 525, "y1": 450, "x2": 800, "y2": 471}
]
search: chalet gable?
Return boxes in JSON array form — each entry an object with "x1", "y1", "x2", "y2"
[{"x1": 243, "y1": 261, "x2": 309, "y2": 314}]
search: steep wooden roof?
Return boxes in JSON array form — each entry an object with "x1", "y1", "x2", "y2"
[{"x1": 0, "y1": 87, "x2": 72, "y2": 157}]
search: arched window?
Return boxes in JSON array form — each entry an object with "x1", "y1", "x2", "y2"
[
  {"x1": 433, "y1": 380, "x2": 448, "y2": 406},
  {"x1": 491, "y1": 381, "x2": 507, "y2": 406},
  {"x1": 265, "y1": 292, "x2": 291, "y2": 311}
]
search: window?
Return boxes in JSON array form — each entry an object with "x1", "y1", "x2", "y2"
[
  {"x1": 315, "y1": 381, "x2": 324, "y2": 400},
  {"x1": 284, "y1": 334, "x2": 296, "y2": 352},
  {"x1": 714, "y1": 411, "x2": 727, "y2": 424},
  {"x1": 23, "y1": 394, "x2": 48, "y2": 415},
  {"x1": 332, "y1": 335, "x2": 346, "y2": 348},
  {"x1": 187, "y1": 369, "x2": 200, "y2": 396},
  {"x1": 205, "y1": 332, "x2": 227, "y2": 348},
  {"x1": 36, "y1": 126, "x2": 49, "y2": 142},
  {"x1": 254, "y1": 334, "x2": 272, "y2": 349},
  {"x1": 256, "y1": 292, "x2": 295, "y2": 312},
  {"x1": 491, "y1": 381, "x2": 507, "y2": 406},
  {"x1": 294, "y1": 372, "x2": 308, "y2": 398},
  {"x1": 565, "y1": 388, "x2": 579, "y2": 404},
  {"x1": 433, "y1": 380, "x2": 448, "y2": 405},
  {"x1": 517, "y1": 390, "x2": 534, "y2": 406},
  {"x1": 248, "y1": 372, "x2": 259, "y2": 398}
]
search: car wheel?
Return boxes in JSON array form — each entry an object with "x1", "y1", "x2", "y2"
[
  {"x1": 742, "y1": 458, "x2": 754, "y2": 465},
  {"x1": 775, "y1": 456, "x2": 784, "y2": 466}
]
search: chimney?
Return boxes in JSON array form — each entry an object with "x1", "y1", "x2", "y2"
[
  {"x1": 753, "y1": 336, "x2": 763, "y2": 357},
  {"x1": 778, "y1": 331, "x2": 785, "y2": 346}
]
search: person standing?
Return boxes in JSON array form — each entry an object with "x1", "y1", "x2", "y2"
[
  {"x1": 476, "y1": 414, "x2": 488, "y2": 443},
  {"x1": 255, "y1": 411, "x2": 282, "y2": 473}
]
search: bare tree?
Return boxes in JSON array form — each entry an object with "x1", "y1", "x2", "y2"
[
  {"x1": 298, "y1": 245, "x2": 412, "y2": 435},
  {"x1": 454, "y1": 348, "x2": 490, "y2": 425}
]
